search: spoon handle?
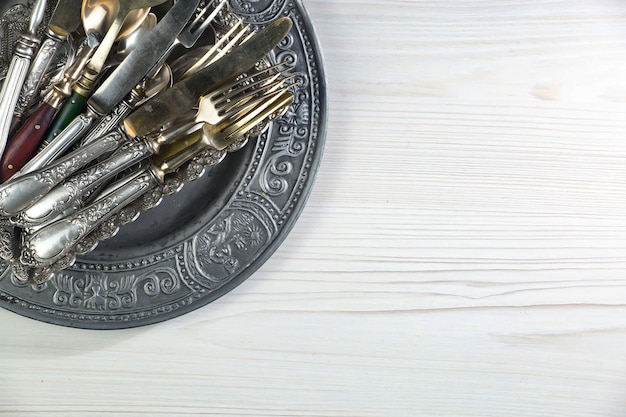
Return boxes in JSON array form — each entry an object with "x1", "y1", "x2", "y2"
[{"x1": 0, "y1": 103, "x2": 58, "y2": 181}]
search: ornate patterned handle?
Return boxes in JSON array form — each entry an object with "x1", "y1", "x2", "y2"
[
  {"x1": 0, "y1": 0, "x2": 46, "y2": 157},
  {"x1": 18, "y1": 110, "x2": 97, "y2": 175},
  {"x1": 0, "y1": 54, "x2": 36, "y2": 158},
  {"x1": 21, "y1": 168, "x2": 157, "y2": 266},
  {"x1": 0, "y1": 102, "x2": 57, "y2": 181},
  {"x1": 80, "y1": 100, "x2": 135, "y2": 146},
  {"x1": 19, "y1": 138, "x2": 151, "y2": 226},
  {"x1": 12, "y1": 34, "x2": 63, "y2": 129},
  {"x1": 0, "y1": 130, "x2": 125, "y2": 216}
]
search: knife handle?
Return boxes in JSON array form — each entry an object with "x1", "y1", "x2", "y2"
[
  {"x1": 0, "y1": 129, "x2": 126, "y2": 217},
  {"x1": 0, "y1": 103, "x2": 58, "y2": 182},
  {"x1": 12, "y1": 33, "x2": 64, "y2": 131},
  {"x1": 40, "y1": 89, "x2": 88, "y2": 148},
  {"x1": 21, "y1": 168, "x2": 157, "y2": 266}
]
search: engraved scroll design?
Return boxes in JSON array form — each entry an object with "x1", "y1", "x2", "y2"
[
  {"x1": 189, "y1": 210, "x2": 270, "y2": 286},
  {"x1": 49, "y1": 267, "x2": 180, "y2": 310},
  {"x1": 229, "y1": 0, "x2": 288, "y2": 24},
  {"x1": 260, "y1": 33, "x2": 310, "y2": 196},
  {"x1": 0, "y1": 0, "x2": 56, "y2": 79},
  {"x1": 15, "y1": 37, "x2": 74, "y2": 124},
  {"x1": 0, "y1": 1, "x2": 29, "y2": 79}
]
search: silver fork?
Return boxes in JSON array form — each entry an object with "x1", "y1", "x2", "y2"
[
  {"x1": 155, "y1": 64, "x2": 296, "y2": 143},
  {"x1": 152, "y1": 0, "x2": 227, "y2": 74},
  {"x1": 172, "y1": 18, "x2": 253, "y2": 81},
  {"x1": 21, "y1": 89, "x2": 294, "y2": 267},
  {"x1": 16, "y1": 66, "x2": 296, "y2": 227}
]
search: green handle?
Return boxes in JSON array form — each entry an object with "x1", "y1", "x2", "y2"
[{"x1": 41, "y1": 90, "x2": 88, "y2": 147}]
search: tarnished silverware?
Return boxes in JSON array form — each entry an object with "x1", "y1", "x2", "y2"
[
  {"x1": 176, "y1": 18, "x2": 253, "y2": 81},
  {"x1": 36, "y1": 0, "x2": 166, "y2": 144},
  {"x1": 79, "y1": 63, "x2": 173, "y2": 147},
  {"x1": 79, "y1": 0, "x2": 227, "y2": 148},
  {"x1": 20, "y1": 90, "x2": 294, "y2": 266},
  {"x1": 15, "y1": 0, "x2": 202, "y2": 176},
  {"x1": 0, "y1": 0, "x2": 46, "y2": 158},
  {"x1": 18, "y1": 66, "x2": 295, "y2": 226},
  {"x1": 0, "y1": 17, "x2": 293, "y2": 217},
  {"x1": 0, "y1": 6, "x2": 160, "y2": 180},
  {"x1": 11, "y1": 0, "x2": 82, "y2": 128},
  {"x1": 1, "y1": 35, "x2": 100, "y2": 181},
  {"x1": 151, "y1": 0, "x2": 226, "y2": 74},
  {"x1": 123, "y1": 17, "x2": 293, "y2": 139}
]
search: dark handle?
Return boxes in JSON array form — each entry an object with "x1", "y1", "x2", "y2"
[
  {"x1": 41, "y1": 90, "x2": 88, "y2": 148},
  {"x1": 0, "y1": 103, "x2": 57, "y2": 181}
]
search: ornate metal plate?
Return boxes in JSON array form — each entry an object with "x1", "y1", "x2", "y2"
[{"x1": 0, "y1": 0, "x2": 326, "y2": 328}]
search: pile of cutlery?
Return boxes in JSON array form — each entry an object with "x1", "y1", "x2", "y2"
[{"x1": 0, "y1": 0, "x2": 296, "y2": 284}]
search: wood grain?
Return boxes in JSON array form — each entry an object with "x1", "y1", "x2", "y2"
[{"x1": 3, "y1": 0, "x2": 626, "y2": 415}]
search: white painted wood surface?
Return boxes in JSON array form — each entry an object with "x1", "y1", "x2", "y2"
[{"x1": 3, "y1": 0, "x2": 626, "y2": 415}]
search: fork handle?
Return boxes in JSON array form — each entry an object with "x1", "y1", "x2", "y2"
[
  {"x1": 0, "y1": 129, "x2": 125, "y2": 216},
  {"x1": 21, "y1": 168, "x2": 158, "y2": 266},
  {"x1": 18, "y1": 139, "x2": 152, "y2": 226}
]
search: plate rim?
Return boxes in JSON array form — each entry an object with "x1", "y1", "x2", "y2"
[{"x1": 0, "y1": 0, "x2": 328, "y2": 329}]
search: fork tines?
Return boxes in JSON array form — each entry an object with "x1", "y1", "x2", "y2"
[
  {"x1": 186, "y1": 0, "x2": 227, "y2": 42},
  {"x1": 210, "y1": 64, "x2": 298, "y2": 118},
  {"x1": 180, "y1": 19, "x2": 252, "y2": 79}
]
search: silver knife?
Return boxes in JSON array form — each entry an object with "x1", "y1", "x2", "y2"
[
  {"x1": 0, "y1": 16, "x2": 293, "y2": 217},
  {"x1": 0, "y1": 0, "x2": 47, "y2": 158},
  {"x1": 12, "y1": 0, "x2": 83, "y2": 129},
  {"x1": 18, "y1": 0, "x2": 202, "y2": 175}
]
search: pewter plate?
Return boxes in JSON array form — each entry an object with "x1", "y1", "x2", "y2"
[{"x1": 0, "y1": 0, "x2": 326, "y2": 329}]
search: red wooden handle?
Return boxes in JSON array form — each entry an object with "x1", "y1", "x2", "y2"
[{"x1": 0, "y1": 103, "x2": 57, "y2": 181}]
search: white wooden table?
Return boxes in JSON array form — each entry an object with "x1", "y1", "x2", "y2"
[{"x1": 3, "y1": 1, "x2": 626, "y2": 415}]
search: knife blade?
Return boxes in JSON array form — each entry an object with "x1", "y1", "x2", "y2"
[
  {"x1": 124, "y1": 16, "x2": 293, "y2": 138},
  {"x1": 47, "y1": 0, "x2": 83, "y2": 37},
  {"x1": 16, "y1": 0, "x2": 201, "y2": 176},
  {"x1": 0, "y1": 16, "x2": 293, "y2": 217},
  {"x1": 12, "y1": 0, "x2": 83, "y2": 129}
]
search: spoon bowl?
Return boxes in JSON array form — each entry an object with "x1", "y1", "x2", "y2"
[
  {"x1": 109, "y1": 12, "x2": 157, "y2": 68},
  {"x1": 82, "y1": 0, "x2": 151, "y2": 41},
  {"x1": 143, "y1": 63, "x2": 173, "y2": 101}
]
